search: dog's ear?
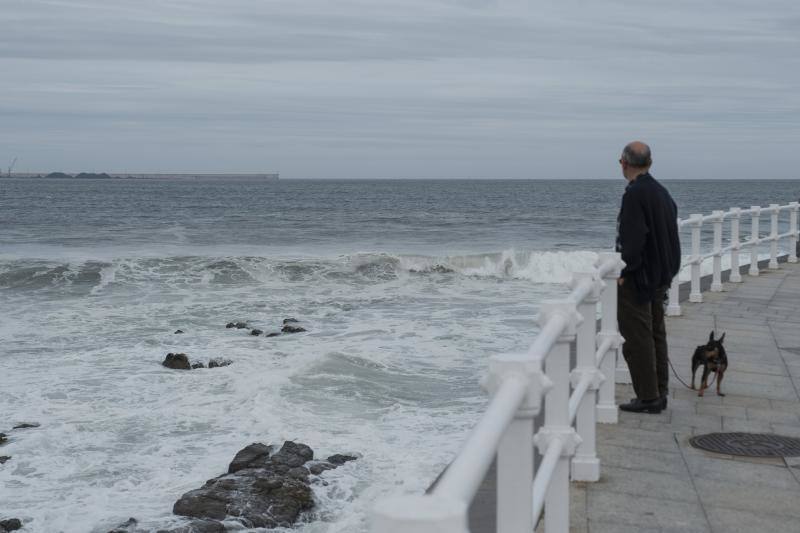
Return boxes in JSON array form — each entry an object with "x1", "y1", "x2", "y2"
[
  {"x1": 718, "y1": 332, "x2": 725, "y2": 343},
  {"x1": 709, "y1": 331, "x2": 715, "y2": 342}
]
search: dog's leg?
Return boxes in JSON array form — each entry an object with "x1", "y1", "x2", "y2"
[
  {"x1": 716, "y1": 369, "x2": 725, "y2": 397},
  {"x1": 691, "y1": 357, "x2": 700, "y2": 390},
  {"x1": 698, "y1": 367, "x2": 710, "y2": 397}
]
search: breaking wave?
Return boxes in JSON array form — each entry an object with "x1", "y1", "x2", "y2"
[{"x1": 0, "y1": 249, "x2": 600, "y2": 294}]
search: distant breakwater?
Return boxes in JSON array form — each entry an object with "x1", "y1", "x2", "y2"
[{"x1": 4, "y1": 172, "x2": 279, "y2": 180}]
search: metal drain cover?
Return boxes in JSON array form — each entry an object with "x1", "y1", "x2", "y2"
[{"x1": 690, "y1": 432, "x2": 800, "y2": 457}]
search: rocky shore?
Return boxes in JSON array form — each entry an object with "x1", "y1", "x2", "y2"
[{"x1": 106, "y1": 441, "x2": 357, "y2": 532}]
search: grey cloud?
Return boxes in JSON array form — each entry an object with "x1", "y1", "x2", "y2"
[{"x1": 0, "y1": 0, "x2": 799, "y2": 177}]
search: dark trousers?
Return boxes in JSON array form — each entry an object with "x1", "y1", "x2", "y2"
[{"x1": 617, "y1": 283, "x2": 669, "y2": 401}]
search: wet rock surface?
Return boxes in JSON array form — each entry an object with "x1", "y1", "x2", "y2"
[
  {"x1": 281, "y1": 324, "x2": 307, "y2": 334},
  {"x1": 172, "y1": 441, "x2": 354, "y2": 529},
  {"x1": 174, "y1": 330, "x2": 185, "y2": 334},
  {"x1": 0, "y1": 456, "x2": 10, "y2": 464},
  {"x1": 250, "y1": 329, "x2": 263, "y2": 336},
  {"x1": 107, "y1": 517, "x2": 138, "y2": 532},
  {"x1": 12, "y1": 422, "x2": 40, "y2": 430},
  {"x1": 156, "y1": 519, "x2": 225, "y2": 533},
  {"x1": 0, "y1": 519, "x2": 22, "y2": 532},
  {"x1": 162, "y1": 353, "x2": 191, "y2": 370},
  {"x1": 163, "y1": 354, "x2": 233, "y2": 370},
  {"x1": 326, "y1": 453, "x2": 358, "y2": 465}
]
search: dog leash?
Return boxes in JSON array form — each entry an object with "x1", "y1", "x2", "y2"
[{"x1": 667, "y1": 355, "x2": 716, "y2": 391}]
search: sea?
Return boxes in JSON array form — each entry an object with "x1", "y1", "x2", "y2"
[{"x1": 1, "y1": 178, "x2": 798, "y2": 532}]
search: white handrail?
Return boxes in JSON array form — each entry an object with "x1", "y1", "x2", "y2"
[
  {"x1": 433, "y1": 376, "x2": 529, "y2": 502},
  {"x1": 667, "y1": 200, "x2": 799, "y2": 316},
  {"x1": 371, "y1": 253, "x2": 625, "y2": 533}
]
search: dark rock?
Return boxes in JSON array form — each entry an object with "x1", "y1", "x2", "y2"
[
  {"x1": 225, "y1": 322, "x2": 236, "y2": 328},
  {"x1": 174, "y1": 329, "x2": 185, "y2": 334},
  {"x1": 271, "y1": 441, "x2": 314, "y2": 465},
  {"x1": 191, "y1": 362, "x2": 206, "y2": 369},
  {"x1": 207, "y1": 358, "x2": 232, "y2": 369},
  {"x1": 287, "y1": 466, "x2": 310, "y2": 479},
  {"x1": 281, "y1": 324, "x2": 306, "y2": 334},
  {"x1": 156, "y1": 519, "x2": 225, "y2": 533},
  {"x1": 282, "y1": 318, "x2": 299, "y2": 324},
  {"x1": 107, "y1": 517, "x2": 137, "y2": 532},
  {"x1": 235, "y1": 322, "x2": 247, "y2": 329},
  {"x1": 327, "y1": 454, "x2": 358, "y2": 465},
  {"x1": 12, "y1": 422, "x2": 40, "y2": 430},
  {"x1": 250, "y1": 329, "x2": 263, "y2": 336},
  {"x1": 266, "y1": 332, "x2": 281, "y2": 338},
  {"x1": 0, "y1": 456, "x2": 10, "y2": 464},
  {"x1": 173, "y1": 441, "x2": 328, "y2": 528},
  {"x1": 0, "y1": 519, "x2": 21, "y2": 532},
  {"x1": 228, "y1": 443, "x2": 274, "y2": 473},
  {"x1": 163, "y1": 353, "x2": 191, "y2": 370},
  {"x1": 0, "y1": 433, "x2": 7, "y2": 445},
  {"x1": 308, "y1": 462, "x2": 334, "y2": 475}
]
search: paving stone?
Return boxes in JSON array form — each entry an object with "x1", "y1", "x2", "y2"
[
  {"x1": 746, "y1": 407, "x2": 800, "y2": 424},
  {"x1": 597, "y1": 444, "x2": 685, "y2": 475},
  {"x1": 719, "y1": 395, "x2": 772, "y2": 408},
  {"x1": 695, "y1": 403, "x2": 747, "y2": 419},
  {"x1": 704, "y1": 507, "x2": 798, "y2": 533},
  {"x1": 586, "y1": 490, "x2": 709, "y2": 531},
  {"x1": 638, "y1": 413, "x2": 722, "y2": 433},
  {"x1": 683, "y1": 454, "x2": 800, "y2": 490},
  {"x1": 720, "y1": 416, "x2": 773, "y2": 433},
  {"x1": 769, "y1": 423, "x2": 800, "y2": 438},
  {"x1": 596, "y1": 465, "x2": 697, "y2": 503},
  {"x1": 587, "y1": 521, "x2": 661, "y2": 533},
  {"x1": 769, "y1": 398, "x2": 800, "y2": 412},
  {"x1": 694, "y1": 477, "x2": 800, "y2": 518},
  {"x1": 595, "y1": 426, "x2": 681, "y2": 454}
]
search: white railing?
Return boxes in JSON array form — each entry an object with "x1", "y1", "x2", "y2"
[
  {"x1": 666, "y1": 201, "x2": 799, "y2": 316},
  {"x1": 371, "y1": 252, "x2": 625, "y2": 533}
]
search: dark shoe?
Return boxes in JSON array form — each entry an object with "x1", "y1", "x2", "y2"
[{"x1": 619, "y1": 398, "x2": 663, "y2": 414}]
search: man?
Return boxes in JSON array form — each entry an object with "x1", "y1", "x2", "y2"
[{"x1": 616, "y1": 141, "x2": 681, "y2": 414}]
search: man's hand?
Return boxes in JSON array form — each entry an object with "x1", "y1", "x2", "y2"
[{"x1": 617, "y1": 277, "x2": 625, "y2": 286}]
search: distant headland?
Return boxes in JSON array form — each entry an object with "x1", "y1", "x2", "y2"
[{"x1": 4, "y1": 172, "x2": 280, "y2": 180}]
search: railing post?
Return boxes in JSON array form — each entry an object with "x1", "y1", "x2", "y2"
[
  {"x1": 749, "y1": 206, "x2": 761, "y2": 276},
  {"x1": 484, "y1": 353, "x2": 552, "y2": 533},
  {"x1": 596, "y1": 252, "x2": 624, "y2": 422},
  {"x1": 371, "y1": 494, "x2": 468, "y2": 533},
  {"x1": 689, "y1": 214, "x2": 703, "y2": 302},
  {"x1": 711, "y1": 210, "x2": 724, "y2": 291},
  {"x1": 534, "y1": 300, "x2": 582, "y2": 533},
  {"x1": 570, "y1": 273, "x2": 605, "y2": 482},
  {"x1": 769, "y1": 204, "x2": 780, "y2": 269},
  {"x1": 790, "y1": 202, "x2": 799, "y2": 263},
  {"x1": 729, "y1": 208, "x2": 743, "y2": 283}
]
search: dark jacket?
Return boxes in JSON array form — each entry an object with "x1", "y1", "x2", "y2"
[{"x1": 616, "y1": 173, "x2": 681, "y2": 302}]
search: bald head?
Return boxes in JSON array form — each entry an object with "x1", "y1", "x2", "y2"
[{"x1": 621, "y1": 141, "x2": 652, "y2": 169}]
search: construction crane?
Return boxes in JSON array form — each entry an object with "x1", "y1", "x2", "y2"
[{"x1": 7, "y1": 157, "x2": 17, "y2": 178}]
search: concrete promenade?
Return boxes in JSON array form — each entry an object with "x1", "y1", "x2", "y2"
[
  {"x1": 570, "y1": 260, "x2": 800, "y2": 533},
  {"x1": 469, "y1": 260, "x2": 800, "y2": 532}
]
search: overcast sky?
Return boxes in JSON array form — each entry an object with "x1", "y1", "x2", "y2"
[{"x1": 1, "y1": 0, "x2": 799, "y2": 178}]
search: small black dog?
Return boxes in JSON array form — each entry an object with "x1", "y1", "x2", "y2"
[{"x1": 691, "y1": 331, "x2": 728, "y2": 397}]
